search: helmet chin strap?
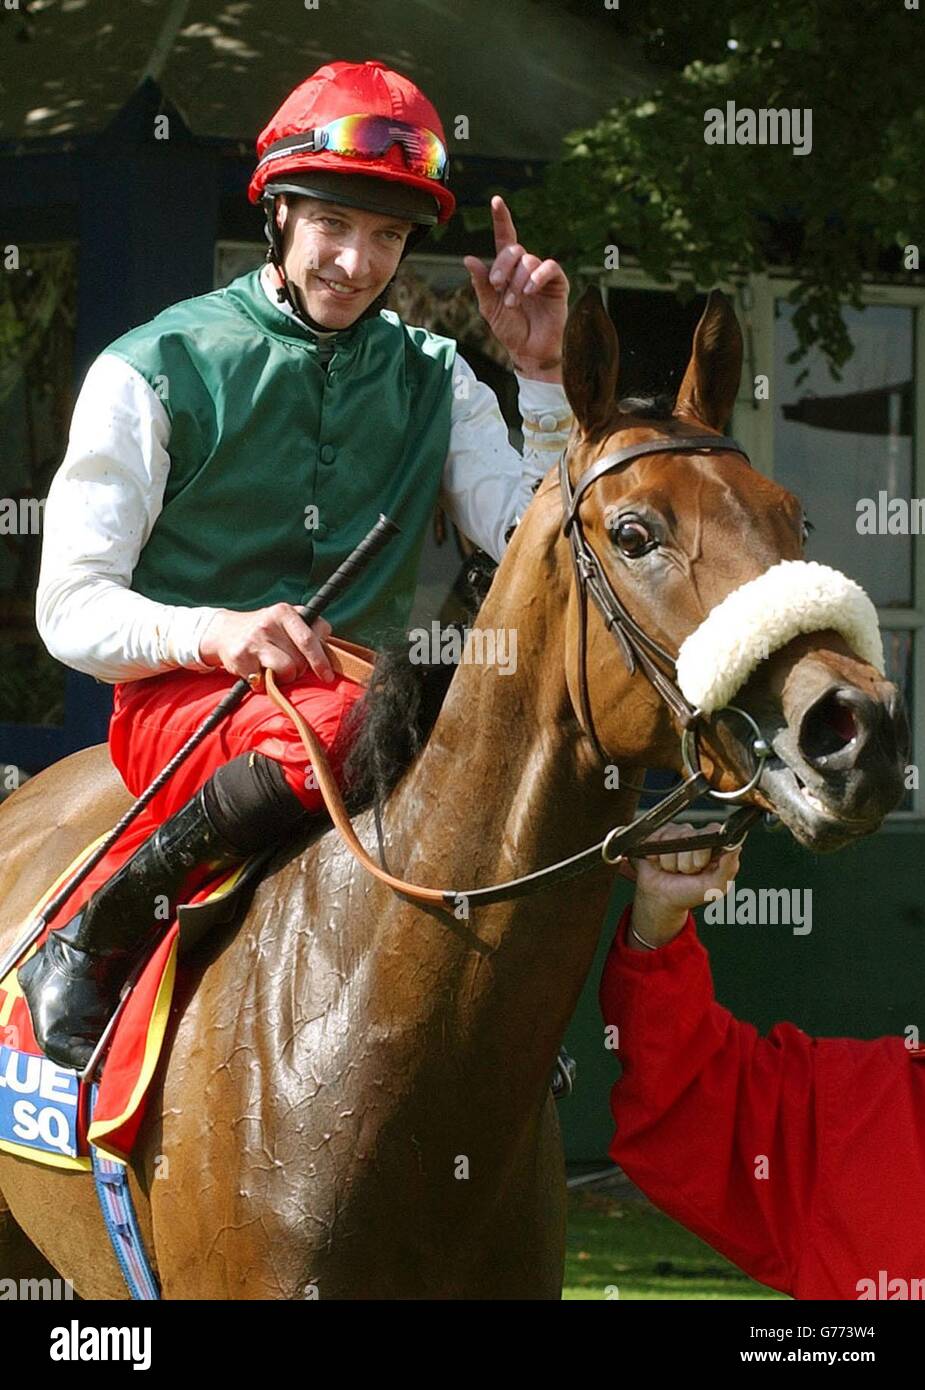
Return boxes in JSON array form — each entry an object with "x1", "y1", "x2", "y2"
[
  {"x1": 262, "y1": 194, "x2": 423, "y2": 335},
  {"x1": 266, "y1": 253, "x2": 395, "y2": 333}
]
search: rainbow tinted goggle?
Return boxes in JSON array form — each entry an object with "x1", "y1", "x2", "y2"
[{"x1": 258, "y1": 115, "x2": 449, "y2": 184}]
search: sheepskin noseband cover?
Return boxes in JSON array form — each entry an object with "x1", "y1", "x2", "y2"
[{"x1": 675, "y1": 560, "x2": 884, "y2": 715}]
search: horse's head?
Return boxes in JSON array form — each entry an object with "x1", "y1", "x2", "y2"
[{"x1": 558, "y1": 286, "x2": 908, "y2": 851}]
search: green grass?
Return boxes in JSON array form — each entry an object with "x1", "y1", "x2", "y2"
[{"x1": 563, "y1": 1189, "x2": 789, "y2": 1300}]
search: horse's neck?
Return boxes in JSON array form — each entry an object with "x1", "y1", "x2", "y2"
[{"x1": 371, "y1": 524, "x2": 642, "y2": 1114}]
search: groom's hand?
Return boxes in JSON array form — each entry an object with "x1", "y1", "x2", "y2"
[{"x1": 629, "y1": 823, "x2": 742, "y2": 950}]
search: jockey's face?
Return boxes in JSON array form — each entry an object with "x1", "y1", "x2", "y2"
[{"x1": 275, "y1": 195, "x2": 413, "y2": 328}]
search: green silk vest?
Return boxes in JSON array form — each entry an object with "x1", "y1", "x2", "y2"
[{"x1": 106, "y1": 268, "x2": 456, "y2": 648}]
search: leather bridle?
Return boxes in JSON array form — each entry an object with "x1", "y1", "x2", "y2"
[
  {"x1": 563, "y1": 433, "x2": 745, "y2": 746},
  {"x1": 558, "y1": 431, "x2": 772, "y2": 861}
]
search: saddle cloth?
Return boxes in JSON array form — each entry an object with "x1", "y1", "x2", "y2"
[{"x1": 0, "y1": 836, "x2": 269, "y2": 1170}]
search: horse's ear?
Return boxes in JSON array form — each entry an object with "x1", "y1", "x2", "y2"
[
  {"x1": 674, "y1": 290, "x2": 743, "y2": 431},
  {"x1": 562, "y1": 286, "x2": 620, "y2": 437}
]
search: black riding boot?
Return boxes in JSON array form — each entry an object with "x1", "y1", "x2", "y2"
[{"x1": 18, "y1": 753, "x2": 307, "y2": 1072}]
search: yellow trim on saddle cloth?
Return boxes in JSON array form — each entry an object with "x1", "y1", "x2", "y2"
[
  {"x1": 0, "y1": 831, "x2": 112, "y2": 1023},
  {"x1": 188, "y1": 858, "x2": 251, "y2": 905},
  {"x1": 1, "y1": 831, "x2": 111, "y2": 971},
  {"x1": 0, "y1": 1136, "x2": 90, "y2": 1172},
  {"x1": 0, "y1": 968, "x2": 20, "y2": 1029},
  {"x1": 86, "y1": 935, "x2": 178, "y2": 1163}
]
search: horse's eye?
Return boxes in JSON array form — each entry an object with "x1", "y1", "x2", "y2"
[
  {"x1": 802, "y1": 514, "x2": 815, "y2": 544},
  {"x1": 612, "y1": 518, "x2": 654, "y2": 558}
]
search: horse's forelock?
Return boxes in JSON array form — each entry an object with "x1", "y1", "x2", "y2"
[{"x1": 615, "y1": 392, "x2": 677, "y2": 422}]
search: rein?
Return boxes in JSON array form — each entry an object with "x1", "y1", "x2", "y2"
[
  {"x1": 266, "y1": 432, "x2": 772, "y2": 909},
  {"x1": 266, "y1": 667, "x2": 756, "y2": 909}
]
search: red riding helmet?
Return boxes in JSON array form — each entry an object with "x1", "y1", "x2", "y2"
[{"x1": 248, "y1": 59, "x2": 456, "y2": 226}]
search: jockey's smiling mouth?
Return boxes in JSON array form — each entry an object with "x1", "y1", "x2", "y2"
[{"x1": 272, "y1": 194, "x2": 413, "y2": 328}]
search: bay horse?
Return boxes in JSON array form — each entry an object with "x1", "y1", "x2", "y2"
[{"x1": 0, "y1": 289, "x2": 907, "y2": 1298}]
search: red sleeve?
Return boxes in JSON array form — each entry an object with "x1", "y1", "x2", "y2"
[{"x1": 599, "y1": 906, "x2": 821, "y2": 1295}]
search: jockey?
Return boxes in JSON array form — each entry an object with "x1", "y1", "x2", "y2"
[{"x1": 19, "y1": 59, "x2": 573, "y2": 1070}]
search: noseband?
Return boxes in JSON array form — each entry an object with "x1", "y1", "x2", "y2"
[{"x1": 560, "y1": 432, "x2": 771, "y2": 861}]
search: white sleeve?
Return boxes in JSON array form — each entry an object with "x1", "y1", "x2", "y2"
[
  {"x1": 440, "y1": 354, "x2": 574, "y2": 563},
  {"x1": 35, "y1": 353, "x2": 221, "y2": 684}
]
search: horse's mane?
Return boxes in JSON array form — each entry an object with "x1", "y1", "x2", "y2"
[
  {"x1": 340, "y1": 552, "x2": 496, "y2": 812},
  {"x1": 340, "y1": 390, "x2": 675, "y2": 811},
  {"x1": 340, "y1": 639, "x2": 460, "y2": 812}
]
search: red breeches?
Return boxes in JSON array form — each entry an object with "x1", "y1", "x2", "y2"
[{"x1": 72, "y1": 667, "x2": 366, "y2": 901}]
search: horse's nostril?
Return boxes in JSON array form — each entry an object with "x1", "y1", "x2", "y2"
[{"x1": 799, "y1": 689, "x2": 860, "y2": 765}]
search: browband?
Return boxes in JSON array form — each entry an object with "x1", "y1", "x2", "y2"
[{"x1": 563, "y1": 434, "x2": 749, "y2": 534}]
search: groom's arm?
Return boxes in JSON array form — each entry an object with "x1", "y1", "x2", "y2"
[{"x1": 599, "y1": 903, "x2": 819, "y2": 1295}]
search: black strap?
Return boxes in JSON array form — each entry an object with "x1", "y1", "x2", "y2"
[
  {"x1": 559, "y1": 432, "x2": 754, "y2": 746},
  {"x1": 611, "y1": 805, "x2": 761, "y2": 860},
  {"x1": 576, "y1": 537, "x2": 699, "y2": 728},
  {"x1": 438, "y1": 796, "x2": 760, "y2": 910},
  {"x1": 440, "y1": 790, "x2": 762, "y2": 909},
  {"x1": 441, "y1": 773, "x2": 707, "y2": 908},
  {"x1": 563, "y1": 435, "x2": 749, "y2": 533}
]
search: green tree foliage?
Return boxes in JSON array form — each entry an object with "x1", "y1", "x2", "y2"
[{"x1": 516, "y1": 0, "x2": 923, "y2": 374}]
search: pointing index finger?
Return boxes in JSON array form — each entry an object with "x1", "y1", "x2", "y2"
[{"x1": 491, "y1": 195, "x2": 518, "y2": 254}]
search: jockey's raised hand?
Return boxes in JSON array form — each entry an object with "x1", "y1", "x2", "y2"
[
  {"x1": 463, "y1": 195, "x2": 569, "y2": 382},
  {"x1": 199, "y1": 605, "x2": 335, "y2": 687}
]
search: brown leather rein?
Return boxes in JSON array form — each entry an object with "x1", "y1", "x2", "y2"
[{"x1": 264, "y1": 434, "x2": 770, "y2": 909}]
